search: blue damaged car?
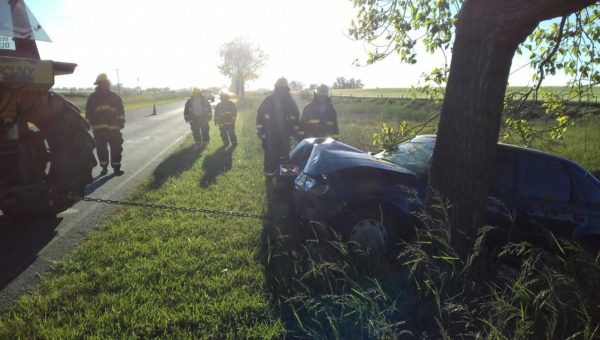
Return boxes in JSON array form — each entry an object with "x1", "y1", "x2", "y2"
[{"x1": 284, "y1": 135, "x2": 600, "y2": 252}]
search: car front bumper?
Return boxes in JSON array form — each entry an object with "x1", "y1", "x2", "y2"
[{"x1": 290, "y1": 189, "x2": 346, "y2": 224}]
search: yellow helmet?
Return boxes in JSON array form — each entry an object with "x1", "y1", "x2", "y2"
[
  {"x1": 192, "y1": 87, "x2": 201, "y2": 95},
  {"x1": 219, "y1": 91, "x2": 231, "y2": 100},
  {"x1": 316, "y1": 84, "x2": 330, "y2": 97},
  {"x1": 274, "y1": 77, "x2": 289, "y2": 89},
  {"x1": 94, "y1": 73, "x2": 110, "y2": 85}
]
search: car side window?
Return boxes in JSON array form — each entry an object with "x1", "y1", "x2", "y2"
[
  {"x1": 491, "y1": 149, "x2": 517, "y2": 195},
  {"x1": 517, "y1": 154, "x2": 572, "y2": 202},
  {"x1": 571, "y1": 166, "x2": 600, "y2": 204}
]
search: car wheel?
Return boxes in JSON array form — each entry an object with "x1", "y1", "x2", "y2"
[
  {"x1": 1, "y1": 104, "x2": 96, "y2": 218},
  {"x1": 339, "y1": 206, "x2": 399, "y2": 254}
]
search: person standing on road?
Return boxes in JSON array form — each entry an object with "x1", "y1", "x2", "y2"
[
  {"x1": 184, "y1": 88, "x2": 212, "y2": 145},
  {"x1": 299, "y1": 84, "x2": 339, "y2": 139},
  {"x1": 85, "y1": 73, "x2": 126, "y2": 176},
  {"x1": 256, "y1": 77, "x2": 301, "y2": 176},
  {"x1": 214, "y1": 91, "x2": 238, "y2": 147}
]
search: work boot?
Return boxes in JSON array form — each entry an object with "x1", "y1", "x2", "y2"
[
  {"x1": 113, "y1": 167, "x2": 125, "y2": 176},
  {"x1": 100, "y1": 167, "x2": 108, "y2": 176}
]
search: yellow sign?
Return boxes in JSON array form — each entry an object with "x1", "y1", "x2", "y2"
[{"x1": 0, "y1": 56, "x2": 54, "y2": 91}]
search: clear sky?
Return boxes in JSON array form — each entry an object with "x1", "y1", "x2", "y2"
[{"x1": 22, "y1": 0, "x2": 566, "y2": 90}]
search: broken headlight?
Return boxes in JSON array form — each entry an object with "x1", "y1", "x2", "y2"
[{"x1": 294, "y1": 173, "x2": 329, "y2": 195}]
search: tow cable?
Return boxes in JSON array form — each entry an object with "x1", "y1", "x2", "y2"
[{"x1": 70, "y1": 195, "x2": 266, "y2": 219}]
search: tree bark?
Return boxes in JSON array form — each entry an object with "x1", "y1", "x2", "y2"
[{"x1": 427, "y1": 0, "x2": 597, "y2": 254}]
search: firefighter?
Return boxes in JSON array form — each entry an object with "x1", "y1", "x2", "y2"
[
  {"x1": 299, "y1": 84, "x2": 339, "y2": 139},
  {"x1": 256, "y1": 77, "x2": 301, "y2": 176},
  {"x1": 85, "y1": 73, "x2": 125, "y2": 176},
  {"x1": 214, "y1": 91, "x2": 238, "y2": 147},
  {"x1": 184, "y1": 88, "x2": 212, "y2": 145}
]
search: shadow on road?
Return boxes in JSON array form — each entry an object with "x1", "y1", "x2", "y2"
[
  {"x1": 199, "y1": 144, "x2": 236, "y2": 188},
  {"x1": 0, "y1": 215, "x2": 61, "y2": 290},
  {"x1": 85, "y1": 174, "x2": 116, "y2": 195},
  {"x1": 149, "y1": 143, "x2": 206, "y2": 190}
]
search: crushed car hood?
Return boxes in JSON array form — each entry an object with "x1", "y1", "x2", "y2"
[{"x1": 303, "y1": 140, "x2": 417, "y2": 176}]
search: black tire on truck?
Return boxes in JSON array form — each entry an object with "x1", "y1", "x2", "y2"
[{"x1": 0, "y1": 97, "x2": 96, "y2": 218}]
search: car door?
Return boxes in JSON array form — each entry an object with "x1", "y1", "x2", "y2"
[
  {"x1": 485, "y1": 148, "x2": 521, "y2": 244},
  {"x1": 514, "y1": 153, "x2": 584, "y2": 243},
  {"x1": 569, "y1": 165, "x2": 600, "y2": 240}
]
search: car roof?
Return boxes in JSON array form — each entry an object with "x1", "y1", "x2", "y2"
[{"x1": 411, "y1": 134, "x2": 579, "y2": 166}]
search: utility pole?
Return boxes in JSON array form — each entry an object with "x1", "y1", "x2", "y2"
[{"x1": 115, "y1": 68, "x2": 121, "y2": 95}]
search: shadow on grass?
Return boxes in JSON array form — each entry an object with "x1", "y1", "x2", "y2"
[
  {"x1": 199, "y1": 145, "x2": 236, "y2": 188},
  {"x1": 259, "y1": 178, "x2": 407, "y2": 338},
  {"x1": 148, "y1": 143, "x2": 206, "y2": 190},
  {"x1": 0, "y1": 215, "x2": 61, "y2": 291},
  {"x1": 258, "y1": 178, "x2": 337, "y2": 337}
]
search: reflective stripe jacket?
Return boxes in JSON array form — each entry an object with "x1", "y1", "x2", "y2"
[
  {"x1": 256, "y1": 92, "x2": 300, "y2": 140},
  {"x1": 214, "y1": 100, "x2": 237, "y2": 127},
  {"x1": 184, "y1": 95, "x2": 212, "y2": 122},
  {"x1": 85, "y1": 90, "x2": 125, "y2": 131},
  {"x1": 299, "y1": 97, "x2": 339, "y2": 139}
]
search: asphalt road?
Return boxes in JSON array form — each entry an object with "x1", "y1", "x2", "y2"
[{"x1": 0, "y1": 100, "x2": 193, "y2": 311}]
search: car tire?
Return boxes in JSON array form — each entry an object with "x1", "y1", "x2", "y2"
[
  {"x1": 338, "y1": 205, "x2": 401, "y2": 255},
  {"x1": 0, "y1": 106, "x2": 96, "y2": 218}
]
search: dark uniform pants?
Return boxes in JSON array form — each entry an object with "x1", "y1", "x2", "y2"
[
  {"x1": 190, "y1": 119, "x2": 210, "y2": 143},
  {"x1": 94, "y1": 129, "x2": 123, "y2": 169},
  {"x1": 219, "y1": 124, "x2": 237, "y2": 145},
  {"x1": 263, "y1": 134, "x2": 290, "y2": 173}
]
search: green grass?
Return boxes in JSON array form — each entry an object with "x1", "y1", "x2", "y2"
[
  {"x1": 544, "y1": 117, "x2": 600, "y2": 172},
  {"x1": 333, "y1": 97, "x2": 439, "y2": 151},
  {"x1": 331, "y1": 87, "x2": 424, "y2": 98},
  {"x1": 1, "y1": 93, "x2": 599, "y2": 338},
  {"x1": 332, "y1": 86, "x2": 600, "y2": 103}
]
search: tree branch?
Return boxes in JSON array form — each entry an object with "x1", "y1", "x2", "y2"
[{"x1": 534, "y1": 15, "x2": 567, "y2": 98}]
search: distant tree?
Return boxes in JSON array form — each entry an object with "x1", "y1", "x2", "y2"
[
  {"x1": 332, "y1": 77, "x2": 365, "y2": 89},
  {"x1": 349, "y1": 78, "x2": 364, "y2": 89},
  {"x1": 332, "y1": 77, "x2": 346, "y2": 89},
  {"x1": 308, "y1": 84, "x2": 318, "y2": 91},
  {"x1": 288, "y1": 80, "x2": 305, "y2": 91},
  {"x1": 218, "y1": 37, "x2": 268, "y2": 98},
  {"x1": 351, "y1": 0, "x2": 599, "y2": 252}
]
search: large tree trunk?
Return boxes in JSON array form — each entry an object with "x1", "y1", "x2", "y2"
[{"x1": 428, "y1": 0, "x2": 597, "y2": 254}]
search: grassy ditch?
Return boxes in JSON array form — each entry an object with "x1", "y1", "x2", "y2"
[{"x1": 1, "y1": 94, "x2": 599, "y2": 338}]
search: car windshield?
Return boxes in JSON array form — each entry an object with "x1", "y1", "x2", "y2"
[{"x1": 375, "y1": 140, "x2": 434, "y2": 175}]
